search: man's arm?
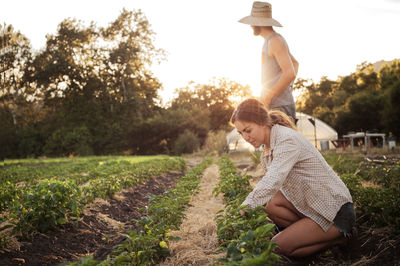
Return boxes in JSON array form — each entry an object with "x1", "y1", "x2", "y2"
[
  {"x1": 290, "y1": 52, "x2": 299, "y2": 76},
  {"x1": 261, "y1": 35, "x2": 298, "y2": 108}
]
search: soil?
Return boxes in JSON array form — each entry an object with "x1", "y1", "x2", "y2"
[
  {"x1": 1, "y1": 154, "x2": 399, "y2": 266},
  {"x1": 0, "y1": 171, "x2": 183, "y2": 266}
]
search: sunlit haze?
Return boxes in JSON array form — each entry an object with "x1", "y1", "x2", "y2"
[{"x1": 2, "y1": 0, "x2": 399, "y2": 104}]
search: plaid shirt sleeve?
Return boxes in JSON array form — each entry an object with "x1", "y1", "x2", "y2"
[{"x1": 241, "y1": 134, "x2": 301, "y2": 209}]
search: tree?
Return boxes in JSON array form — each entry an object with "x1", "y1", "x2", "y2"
[
  {"x1": 101, "y1": 9, "x2": 165, "y2": 118},
  {"x1": 0, "y1": 23, "x2": 32, "y2": 127},
  {"x1": 0, "y1": 24, "x2": 33, "y2": 159},
  {"x1": 295, "y1": 77, "x2": 334, "y2": 115},
  {"x1": 129, "y1": 106, "x2": 211, "y2": 154},
  {"x1": 333, "y1": 90, "x2": 384, "y2": 135},
  {"x1": 295, "y1": 61, "x2": 397, "y2": 137},
  {"x1": 380, "y1": 59, "x2": 400, "y2": 137},
  {"x1": 24, "y1": 9, "x2": 165, "y2": 156},
  {"x1": 171, "y1": 78, "x2": 251, "y2": 131}
]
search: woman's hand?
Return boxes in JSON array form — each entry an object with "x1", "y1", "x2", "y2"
[{"x1": 240, "y1": 209, "x2": 246, "y2": 217}]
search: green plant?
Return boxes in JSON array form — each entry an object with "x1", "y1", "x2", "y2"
[
  {"x1": 323, "y1": 154, "x2": 363, "y2": 175},
  {"x1": 215, "y1": 156, "x2": 280, "y2": 265},
  {"x1": 10, "y1": 179, "x2": 82, "y2": 236},
  {"x1": 0, "y1": 215, "x2": 13, "y2": 249},
  {"x1": 44, "y1": 126, "x2": 93, "y2": 156},
  {"x1": 0, "y1": 155, "x2": 186, "y2": 246},
  {"x1": 249, "y1": 150, "x2": 262, "y2": 165},
  {"x1": 341, "y1": 173, "x2": 400, "y2": 232},
  {"x1": 214, "y1": 156, "x2": 252, "y2": 203},
  {"x1": 0, "y1": 181, "x2": 18, "y2": 212},
  {"x1": 201, "y1": 130, "x2": 228, "y2": 155},
  {"x1": 74, "y1": 157, "x2": 213, "y2": 265},
  {"x1": 172, "y1": 129, "x2": 200, "y2": 155},
  {"x1": 220, "y1": 223, "x2": 279, "y2": 265}
]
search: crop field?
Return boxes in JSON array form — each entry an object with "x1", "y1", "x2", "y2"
[
  {"x1": 218, "y1": 153, "x2": 400, "y2": 265},
  {"x1": 0, "y1": 153, "x2": 399, "y2": 265}
]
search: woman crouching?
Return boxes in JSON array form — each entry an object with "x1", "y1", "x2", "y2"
[{"x1": 231, "y1": 98, "x2": 358, "y2": 258}]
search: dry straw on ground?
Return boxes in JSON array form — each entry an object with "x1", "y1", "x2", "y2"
[{"x1": 160, "y1": 164, "x2": 226, "y2": 266}]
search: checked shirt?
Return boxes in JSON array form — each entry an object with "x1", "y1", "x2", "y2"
[{"x1": 242, "y1": 124, "x2": 353, "y2": 232}]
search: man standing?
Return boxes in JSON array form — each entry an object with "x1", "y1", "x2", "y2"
[{"x1": 239, "y1": 1, "x2": 299, "y2": 121}]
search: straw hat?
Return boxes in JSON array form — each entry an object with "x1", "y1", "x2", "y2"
[{"x1": 239, "y1": 1, "x2": 282, "y2": 27}]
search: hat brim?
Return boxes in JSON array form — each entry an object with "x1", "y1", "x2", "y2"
[{"x1": 239, "y1": 16, "x2": 282, "y2": 27}]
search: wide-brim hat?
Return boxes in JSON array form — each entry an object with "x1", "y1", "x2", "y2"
[{"x1": 239, "y1": 1, "x2": 282, "y2": 27}]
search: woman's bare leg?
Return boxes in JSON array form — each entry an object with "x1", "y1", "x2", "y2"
[
  {"x1": 265, "y1": 190, "x2": 305, "y2": 227},
  {"x1": 272, "y1": 217, "x2": 344, "y2": 257}
]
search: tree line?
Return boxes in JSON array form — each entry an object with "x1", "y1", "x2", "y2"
[
  {"x1": 294, "y1": 60, "x2": 400, "y2": 138},
  {"x1": 1, "y1": 9, "x2": 399, "y2": 159},
  {"x1": 0, "y1": 10, "x2": 250, "y2": 159}
]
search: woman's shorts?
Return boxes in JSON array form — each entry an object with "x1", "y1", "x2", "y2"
[{"x1": 333, "y1": 202, "x2": 356, "y2": 237}]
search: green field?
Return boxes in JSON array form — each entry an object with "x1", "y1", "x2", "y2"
[
  {"x1": 0, "y1": 155, "x2": 186, "y2": 241},
  {"x1": 1, "y1": 153, "x2": 399, "y2": 265}
]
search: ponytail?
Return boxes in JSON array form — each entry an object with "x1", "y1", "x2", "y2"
[
  {"x1": 268, "y1": 110, "x2": 296, "y2": 130},
  {"x1": 231, "y1": 98, "x2": 296, "y2": 130}
]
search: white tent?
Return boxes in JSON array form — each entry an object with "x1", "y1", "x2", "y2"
[
  {"x1": 296, "y1": 112, "x2": 338, "y2": 150},
  {"x1": 226, "y1": 128, "x2": 255, "y2": 152},
  {"x1": 226, "y1": 112, "x2": 338, "y2": 152}
]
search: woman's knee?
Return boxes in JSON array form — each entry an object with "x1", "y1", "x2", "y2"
[{"x1": 271, "y1": 234, "x2": 294, "y2": 256}]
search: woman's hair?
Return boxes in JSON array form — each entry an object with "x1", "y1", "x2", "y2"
[{"x1": 230, "y1": 98, "x2": 296, "y2": 130}]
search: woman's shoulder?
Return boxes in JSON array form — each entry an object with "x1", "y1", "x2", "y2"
[
  {"x1": 271, "y1": 125, "x2": 305, "y2": 147},
  {"x1": 272, "y1": 124, "x2": 299, "y2": 138}
]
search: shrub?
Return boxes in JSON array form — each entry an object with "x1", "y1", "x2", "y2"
[
  {"x1": 17, "y1": 128, "x2": 44, "y2": 158},
  {"x1": 172, "y1": 130, "x2": 200, "y2": 155},
  {"x1": 201, "y1": 130, "x2": 228, "y2": 155},
  {"x1": 44, "y1": 126, "x2": 93, "y2": 156},
  {"x1": 249, "y1": 150, "x2": 262, "y2": 165}
]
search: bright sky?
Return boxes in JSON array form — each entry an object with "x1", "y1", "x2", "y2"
[{"x1": 2, "y1": 0, "x2": 400, "y2": 104}]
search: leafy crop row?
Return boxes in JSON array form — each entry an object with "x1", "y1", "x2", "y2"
[
  {"x1": 214, "y1": 156, "x2": 279, "y2": 265},
  {"x1": 341, "y1": 173, "x2": 400, "y2": 231},
  {"x1": 0, "y1": 157, "x2": 185, "y2": 213},
  {"x1": 65, "y1": 157, "x2": 213, "y2": 265},
  {"x1": 0, "y1": 156, "x2": 186, "y2": 247},
  {"x1": 325, "y1": 154, "x2": 400, "y2": 233}
]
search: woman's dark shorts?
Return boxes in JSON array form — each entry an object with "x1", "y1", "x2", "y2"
[{"x1": 333, "y1": 202, "x2": 356, "y2": 237}]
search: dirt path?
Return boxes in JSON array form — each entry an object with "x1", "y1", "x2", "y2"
[{"x1": 161, "y1": 163, "x2": 225, "y2": 266}]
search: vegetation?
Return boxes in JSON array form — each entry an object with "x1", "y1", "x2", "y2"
[
  {"x1": 213, "y1": 153, "x2": 400, "y2": 265},
  {"x1": 0, "y1": 14, "x2": 250, "y2": 159},
  {"x1": 214, "y1": 156, "x2": 280, "y2": 265},
  {"x1": 0, "y1": 152, "x2": 399, "y2": 264},
  {"x1": 295, "y1": 60, "x2": 400, "y2": 137},
  {"x1": 201, "y1": 130, "x2": 229, "y2": 155},
  {"x1": 324, "y1": 154, "x2": 400, "y2": 232},
  {"x1": 3, "y1": 9, "x2": 398, "y2": 160},
  {"x1": 1, "y1": 8, "x2": 400, "y2": 263},
  {"x1": 0, "y1": 156, "x2": 185, "y2": 245},
  {"x1": 65, "y1": 157, "x2": 213, "y2": 265}
]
